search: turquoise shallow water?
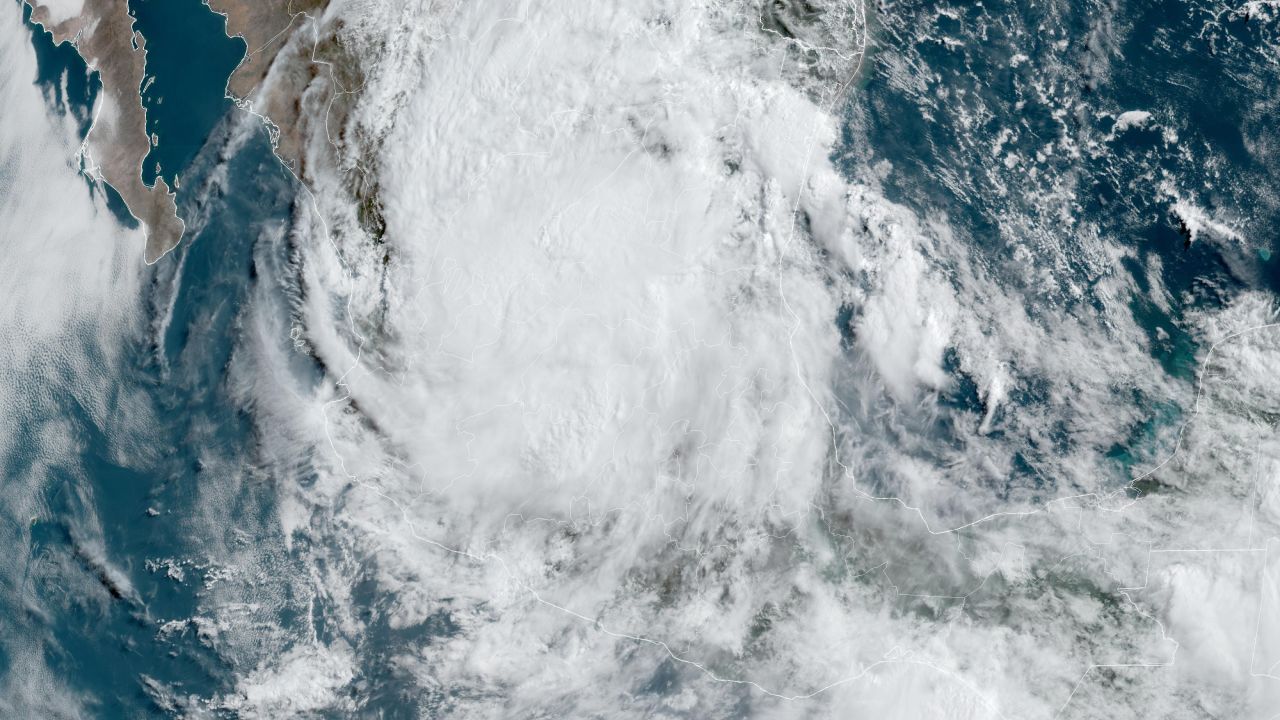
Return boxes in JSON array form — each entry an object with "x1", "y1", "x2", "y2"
[
  {"x1": 852, "y1": 0, "x2": 1280, "y2": 495},
  {"x1": 8, "y1": 0, "x2": 1280, "y2": 715}
]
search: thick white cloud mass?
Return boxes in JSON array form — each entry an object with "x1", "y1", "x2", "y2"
[{"x1": 160, "y1": 0, "x2": 1280, "y2": 717}]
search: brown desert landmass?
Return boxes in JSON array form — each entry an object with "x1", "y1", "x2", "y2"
[
  {"x1": 207, "y1": 0, "x2": 333, "y2": 176},
  {"x1": 26, "y1": 0, "x2": 335, "y2": 261},
  {"x1": 207, "y1": 0, "x2": 327, "y2": 100},
  {"x1": 27, "y1": 0, "x2": 184, "y2": 263}
]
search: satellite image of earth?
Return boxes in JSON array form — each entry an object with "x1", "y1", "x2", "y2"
[{"x1": 2, "y1": 0, "x2": 1280, "y2": 717}]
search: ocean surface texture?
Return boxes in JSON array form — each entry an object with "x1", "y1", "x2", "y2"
[{"x1": 2, "y1": 0, "x2": 1280, "y2": 718}]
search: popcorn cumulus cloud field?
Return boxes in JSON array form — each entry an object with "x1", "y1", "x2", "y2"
[{"x1": 4, "y1": 0, "x2": 1280, "y2": 718}]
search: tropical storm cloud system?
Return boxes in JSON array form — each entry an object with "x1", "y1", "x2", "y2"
[{"x1": 3, "y1": 0, "x2": 1280, "y2": 717}]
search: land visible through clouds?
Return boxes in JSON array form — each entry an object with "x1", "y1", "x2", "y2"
[{"x1": 24, "y1": 0, "x2": 326, "y2": 262}]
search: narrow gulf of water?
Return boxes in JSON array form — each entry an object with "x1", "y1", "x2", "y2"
[
  {"x1": 5, "y1": 2, "x2": 299, "y2": 714},
  {"x1": 130, "y1": 0, "x2": 245, "y2": 190}
]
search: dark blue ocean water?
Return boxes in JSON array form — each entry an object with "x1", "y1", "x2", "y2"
[
  {"x1": 10, "y1": 0, "x2": 1280, "y2": 714},
  {"x1": 22, "y1": 2, "x2": 95, "y2": 135},
  {"x1": 130, "y1": 0, "x2": 245, "y2": 190},
  {"x1": 5, "y1": 3, "x2": 296, "y2": 715},
  {"x1": 859, "y1": 0, "x2": 1280, "y2": 333},
  {"x1": 14, "y1": 4, "x2": 438, "y2": 714},
  {"x1": 846, "y1": 0, "x2": 1280, "y2": 491},
  {"x1": 20, "y1": 2, "x2": 141, "y2": 228}
]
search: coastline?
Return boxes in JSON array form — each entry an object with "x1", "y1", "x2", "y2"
[{"x1": 25, "y1": 0, "x2": 184, "y2": 263}]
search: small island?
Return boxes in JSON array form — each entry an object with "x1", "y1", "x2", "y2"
[
  {"x1": 27, "y1": 0, "x2": 184, "y2": 263},
  {"x1": 25, "y1": 0, "x2": 330, "y2": 262}
]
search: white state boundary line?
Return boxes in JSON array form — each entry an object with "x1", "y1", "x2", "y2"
[{"x1": 222, "y1": 2, "x2": 1280, "y2": 714}]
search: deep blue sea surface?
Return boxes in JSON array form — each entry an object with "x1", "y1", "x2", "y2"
[
  {"x1": 8, "y1": 2, "x2": 292, "y2": 714},
  {"x1": 850, "y1": 0, "x2": 1280, "y2": 491},
  {"x1": 20, "y1": 2, "x2": 142, "y2": 227},
  {"x1": 131, "y1": 0, "x2": 244, "y2": 190},
  {"x1": 9, "y1": 0, "x2": 1280, "y2": 715},
  {"x1": 23, "y1": 2, "x2": 95, "y2": 135}
]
